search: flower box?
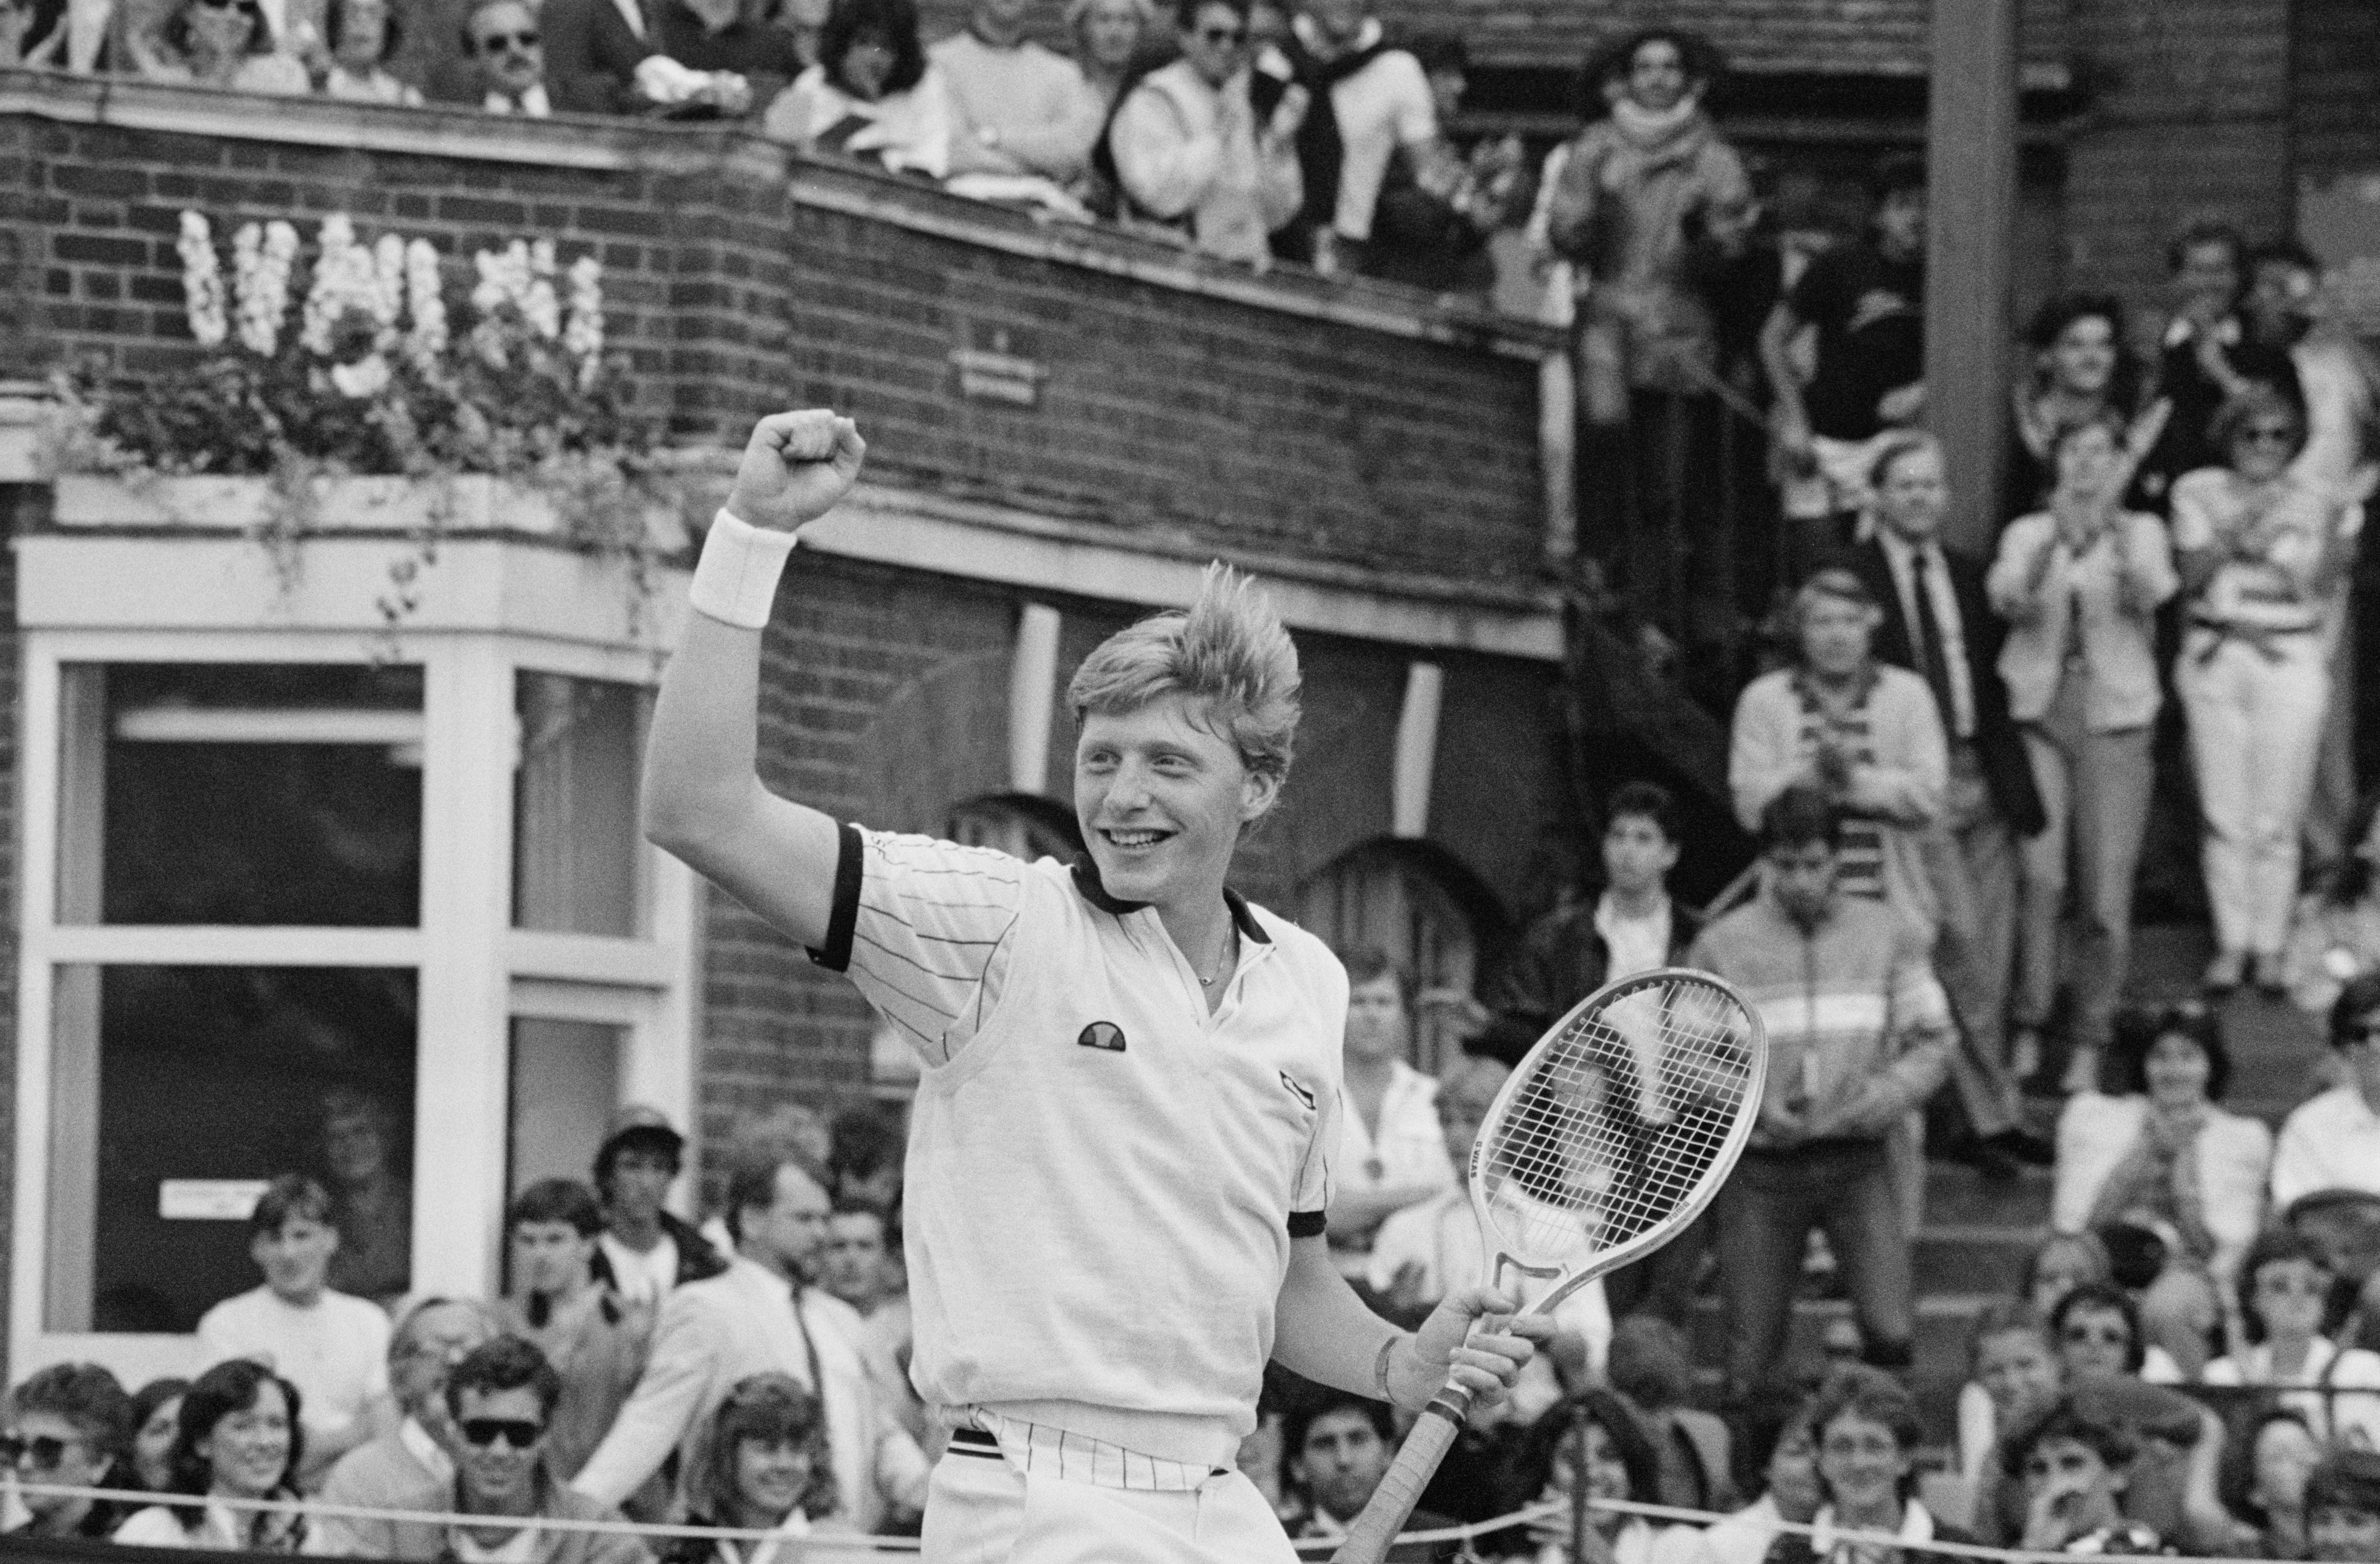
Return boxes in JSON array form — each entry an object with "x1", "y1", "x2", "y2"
[{"x1": 52, "y1": 473, "x2": 686, "y2": 554}]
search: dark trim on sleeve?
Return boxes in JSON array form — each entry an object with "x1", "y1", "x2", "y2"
[
  {"x1": 1286, "y1": 1210, "x2": 1327, "y2": 1239},
  {"x1": 805, "y1": 822, "x2": 864, "y2": 972}
]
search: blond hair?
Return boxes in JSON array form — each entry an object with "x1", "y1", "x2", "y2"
[{"x1": 1066, "y1": 564, "x2": 1301, "y2": 784}]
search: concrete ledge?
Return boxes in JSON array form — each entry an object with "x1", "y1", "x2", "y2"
[{"x1": 0, "y1": 69, "x2": 1561, "y2": 361}]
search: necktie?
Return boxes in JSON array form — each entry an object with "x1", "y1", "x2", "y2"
[{"x1": 1908, "y1": 549, "x2": 1959, "y2": 739}]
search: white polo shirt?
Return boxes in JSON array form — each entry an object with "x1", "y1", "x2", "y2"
[{"x1": 811, "y1": 827, "x2": 1346, "y2": 1469}]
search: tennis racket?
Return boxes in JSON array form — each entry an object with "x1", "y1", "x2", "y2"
[{"x1": 1330, "y1": 966, "x2": 1768, "y2": 1564}]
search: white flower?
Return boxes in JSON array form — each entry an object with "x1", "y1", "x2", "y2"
[
  {"x1": 176, "y1": 211, "x2": 227, "y2": 349},
  {"x1": 370, "y1": 234, "x2": 405, "y2": 333},
  {"x1": 563, "y1": 254, "x2": 604, "y2": 388},
  {"x1": 230, "y1": 220, "x2": 297, "y2": 357},
  {"x1": 302, "y1": 214, "x2": 383, "y2": 358},
  {"x1": 329, "y1": 353, "x2": 391, "y2": 399},
  {"x1": 404, "y1": 239, "x2": 447, "y2": 375}
]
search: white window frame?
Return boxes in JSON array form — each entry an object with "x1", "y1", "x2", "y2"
[{"x1": 10, "y1": 568, "x2": 699, "y2": 1386}]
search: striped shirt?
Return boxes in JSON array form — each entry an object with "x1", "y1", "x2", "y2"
[
  {"x1": 1685, "y1": 887, "x2": 1954, "y2": 1149},
  {"x1": 808, "y1": 826, "x2": 1347, "y2": 1471},
  {"x1": 1789, "y1": 669, "x2": 1885, "y2": 898}
]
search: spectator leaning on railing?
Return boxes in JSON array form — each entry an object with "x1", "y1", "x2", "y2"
[
  {"x1": 318, "y1": 0, "x2": 420, "y2": 101},
  {"x1": 131, "y1": 0, "x2": 310, "y2": 94},
  {"x1": 1274, "y1": 0, "x2": 1433, "y2": 273},
  {"x1": 762, "y1": 0, "x2": 954, "y2": 177},
  {"x1": 931, "y1": 0, "x2": 1102, "y2": 183},
  {"x1": 1102, "y1": 0, "x2": 1306, "y2": 265}
]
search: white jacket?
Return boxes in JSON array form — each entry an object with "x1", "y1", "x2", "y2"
[
  {"x1": 2052, "y1": 1092, "x2": 2272, "y2": 1281},
  {"x1": 1110, "y1": 60, "x2": 1301, "y2": 264},
  {"x1": 569, "y1": 1257, "x2": 928, "y2": 1532}
]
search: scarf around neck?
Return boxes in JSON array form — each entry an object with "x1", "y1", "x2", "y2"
[{"x1": 1609, "y1": 93, "x2": 1705, "y2": 154}]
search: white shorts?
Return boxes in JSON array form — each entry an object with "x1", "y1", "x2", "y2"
[{"x1": 921, "y1": 1431, "x2": 1299, "y2": 1564}]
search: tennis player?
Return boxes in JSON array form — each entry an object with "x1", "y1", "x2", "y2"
[{"x1": 642, "y1": 411, "x2": 1550, "y2": 1560}]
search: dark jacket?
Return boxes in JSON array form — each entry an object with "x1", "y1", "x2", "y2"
[
  {"x1": 1478, "y1": 899, "x2": 1704, "y2": 1064},
  {"x1": 542, "y1": 0, "x2": 656, "y2": 114},
  {"x1": 591, "y1": 1210, "x2": 730, "y2": 1293},
  {"x1": 1840, "y1": 535, "x2": 2046, "y2": 837}
]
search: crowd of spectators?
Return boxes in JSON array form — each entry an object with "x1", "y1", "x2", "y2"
[{"x1": 7, "y1": 782, "x2": 2380, "y2": 1559}]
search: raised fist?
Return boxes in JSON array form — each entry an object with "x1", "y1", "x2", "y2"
[{"x1": 725, "y1": 410, "x2": 868, "y2": 533}]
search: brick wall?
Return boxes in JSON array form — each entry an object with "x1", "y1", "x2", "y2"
[
  {"x1": 2060, "y1": 0, "x2": 2294, "y2": 299},
  {"x1": 0, "y1": 82, "x2": 1549, "y2": 591},
  {"x1": 2293, "y1": 0, "x2": 2380, "y2": 185}
]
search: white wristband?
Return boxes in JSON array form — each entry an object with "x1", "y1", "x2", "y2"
[{"x1": 688, "y1": 509, "x2": 799, "y2": 629}]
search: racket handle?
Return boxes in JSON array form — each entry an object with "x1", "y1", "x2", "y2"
[{"x1": 1329, "y1": 1383, "x2": 1472, "y2": 1564}]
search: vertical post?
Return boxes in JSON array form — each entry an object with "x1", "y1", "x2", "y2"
[{"x1": 1925, "y1": 0, "x2": 2021, "y2": 554}]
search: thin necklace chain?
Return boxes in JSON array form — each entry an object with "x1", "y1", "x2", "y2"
[{"x1": 1198, "y1": 923, "x2": 1237, "y2": 986}]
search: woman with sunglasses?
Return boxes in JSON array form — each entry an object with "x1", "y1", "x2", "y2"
[
  {"x1": 664, "y1": 1374, "x2": 867, "y2": 1564},
  {"x1": 2174, "y1": 385, "x2": 2354, "y2": 996},
  {"x1": 2, "y1": 1363, "x2": 135, "y2": 1540},
  {"x1": 2204, "y1": 1228, "x2": 2380, "y2": 1448},
  {"x1": 111, "y1": 1359, "x2": 324, "y2": 1552},
  {"x1": 2052, "y1": 1003, "x2": 2272, "y2": 1379}
]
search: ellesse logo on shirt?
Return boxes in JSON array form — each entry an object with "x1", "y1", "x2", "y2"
[{"x1": 1077, "y1": 1021, "x2": 1127, "y2": 1052}]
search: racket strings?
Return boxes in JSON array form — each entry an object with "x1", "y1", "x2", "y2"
[{"x1": 1479, "y1": 978, "x2": 1754, "y2": 1266}]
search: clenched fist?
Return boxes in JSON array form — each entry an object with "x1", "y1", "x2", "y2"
[{"x1": 725, "y1": 411, "x2": 868, "y2": 533}]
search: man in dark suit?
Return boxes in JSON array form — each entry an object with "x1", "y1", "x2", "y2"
[{"x1": 1843, "y1": 432, "x2": 2049, "y2": 1181}]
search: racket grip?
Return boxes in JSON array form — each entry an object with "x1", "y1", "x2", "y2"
[{"x1": 1329, "y1": 1384, "x2": 1472, "y2": 1564}]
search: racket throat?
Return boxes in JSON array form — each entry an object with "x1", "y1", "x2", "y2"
[{"x1": 1492, "y1": 1254, "x2": 1564, "y2": 1290}]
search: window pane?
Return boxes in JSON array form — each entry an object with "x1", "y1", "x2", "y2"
[
  {"x1": 507, "y1": 1017, "x2": 622, "y2": 1200},
  {"x1": 514, "y1": 674, "x2": 646, "y2": 937},
  {"x1": 48, "y1": 964, "x2": 418, "y2": 1331},
  {"x1": 65, "y1": 664, "x2": 425, "y2": 926}
]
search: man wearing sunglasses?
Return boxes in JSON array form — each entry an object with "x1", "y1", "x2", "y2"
[
  {"x1": 2273, "y1": 972, "x2": 2380, "y2": 1211},
  {"x1": 463, "y1": 0, "x2": 550, "y2": 115},
  {"x1": 1, "y1": 1363, "x2": 134, "y2": 1541},
  {"x1": 374, "y1": 1336, "x2": 649, "y2": 1564}
]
